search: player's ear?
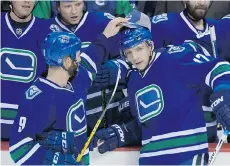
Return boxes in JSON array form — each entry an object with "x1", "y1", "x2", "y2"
[
  {"x1": 151, "y1": 41, "x2": 155, "y2": 51},
  {"x1": 63, "y1": 56, "x2": 72, "y2": 68}
]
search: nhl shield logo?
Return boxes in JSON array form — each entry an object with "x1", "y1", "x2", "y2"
[
  {"x1": 16, "y1": 28, "x2": 22, "y2": 35},
  {"x1": 135, "y1": 84, "x2": 164, "y2": 123},
  {"x1": 26, "y1": 85, "x2": 42, "y2": 100}
]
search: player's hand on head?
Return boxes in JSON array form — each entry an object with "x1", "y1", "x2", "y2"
[{"x1": 103, "y1": 17, "x2": 127, "y2": 38}]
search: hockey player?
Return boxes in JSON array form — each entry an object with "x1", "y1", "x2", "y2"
[
  {"x1": 9, "y1": 18, "x2": 127, "y2": 165},
  {"x1": 91, "y1": 24, "x2": 230, "y2": 165},
  {"x1": 1, "y1": 0, "x2": 51, "y2": 140},
  {"x1": 151, "y1": 0, "x2": 217, "y2": 48},
  {"x1": 48, "y1": 0, "x2": 129, "y2": 135},
  {"x1": 151, "y1": 0, "x2": 220, "y2": 143}
]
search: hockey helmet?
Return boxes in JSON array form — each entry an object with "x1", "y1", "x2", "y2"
[
  {"x1": 42, "y1": 31, "x2": 81, "y2": 67},
  {"x1": 119, "y1": 25, "x2": 152, "y2": 51}
]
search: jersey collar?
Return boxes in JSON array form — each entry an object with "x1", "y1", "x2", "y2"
[
  {"x1": 180, "y1": 11, "x2": 210, "y2": 39},
  {"x1": 38, "y1": 77, "x2": 74, "y2": 93},
  {"x1": 141, "y1": 51, "x2": 162, "y2": 78},
  {"x1": 5, "y1": 12, "x2": 35, "y2": 39},
  {"x1": 55, "y1": 12, "x2": 89, "y2": 33}
]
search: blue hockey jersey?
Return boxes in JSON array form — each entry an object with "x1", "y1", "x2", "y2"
[
  {"x1": 151, "y1": 10, "x2": 220, "y2": 142},
  {"x1": 151, "y1": 11, "x2": 218, "y2": 50},
  {"x1": 47, "y1": 11, "x2": 125, "y2": 132},
  {"x1": 1, "y1": 12, "x2": 50, "y2": 139},
  {"x1": 86, "y1": 0, "x2": 116, "y2": 15},
  {"x1": 124, "y1": 43, "x2": 230, "y2": 165},
  {"x1": 48, "y1": 11, "x2": 114, "y2": 48},
  {"x1": 9, "y1": 34, "x2": 109, "y2": 165}
]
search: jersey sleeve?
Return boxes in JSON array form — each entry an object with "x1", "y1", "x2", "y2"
[
  {"x1": 167, "y1": 41, "x2": 219, "y2": 85},
  {"x1": 205, "y1": 61, "x2": 230, "y2": 92},
  {"x1": 151, "y1": 13, "x2": 170, "y2": 48},
  {"x1": 78, "y1": 34, "x2": 112, "y2": 86},
  {"x1": 9, "y1": 86, "x2": 53, "y2": 165}
]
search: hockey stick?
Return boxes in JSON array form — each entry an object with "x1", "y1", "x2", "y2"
[
  {"x1": 208, "y1": 129, "x2": 229, "y2": 166},
  {"x1": 209, "y1": 25, "x2": 218, "y2": 58},
  {"x1": 76, "y1": 61, "x2": 121, "y2": 162}
]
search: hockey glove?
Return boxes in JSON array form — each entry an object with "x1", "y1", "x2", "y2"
[
  {"x1": 44, "y1": 150, "x2": 82, "y2": 165},
  {"x1": 93, "y1": 61, "x2": 119, "y2": 89},
  {"x1": 210, "y1": 89, "x2": 230, "y2": 131},
  {"x1": 38, "y1": 131, "x2": 78, "y2": 154},
  {"x1": 89, "y1": 124, "x2": 125, "y2": 154},
  {"x1": 93, "y1": 60, "x2": 127, "y2": 89}
]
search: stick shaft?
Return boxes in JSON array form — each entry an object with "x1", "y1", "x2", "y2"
[
  {"x1": 210, "y1": 25, "x2": 218, "y2": 58},
  {"x1": 77, "y1": 65, "x2": 121, "y2": 162},
  {"x1": 208, "y1": 130, "x2": 229, "y2": 165}
]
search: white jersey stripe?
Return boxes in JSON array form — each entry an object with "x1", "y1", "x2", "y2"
[
  {"x1": 1, "y1": 103, "x2": 19, "y2": 109},
  {"x1": 142, "y1": 127, "x2": 206, "y2": 145},
  {"x1": 9, "y1": 137, "x2": 33, "y2": 152},
  {"x1": 140, "y1": 143, "x2": 208, "y2": 158},
  {"x1": 0, "y1": 119, "x2": 14, "y2": 124},
  {"x1": 16, "y1": 143, "x2": 41, "y2": 165},
  {"x1": 81, "y1": 53, "x2": 97, "y2": 73}
]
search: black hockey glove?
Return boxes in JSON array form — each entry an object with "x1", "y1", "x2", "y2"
[
  {"x1": 210, "y1": 89, "x2": 230, "y2": 131},
  {"x1": 89, "y1": 124, "x2": 126, "y2": 154}
]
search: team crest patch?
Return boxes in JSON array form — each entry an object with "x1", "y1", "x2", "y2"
[
  {"x1": 26, "y1": 85, "x2": 42, "y2": 100},
  {"x1": 50, "y1": 24, "x2": 61, "y2": 32},
  {"x1": 168, "y1": 46, "x2": 185, "y2": 54},
  {"x1": 135, "y1": 84, "x2": 164, "y2": 123},
  {"x1": 222, "y1": 14, "x2": 230, "y2": 19},
  {"x1": 104, "y1": 13, "x2": 115, "y2": 19},
  {"x1": 152, "y1": 13, "x2": 168, "y2": 24}
]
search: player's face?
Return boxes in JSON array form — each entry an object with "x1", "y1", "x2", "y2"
[
  {"x1": 58, "y1": 0, "x2": 84, "y2": 25},
  {"x1": 11, "y1": 1, "x2": 35, "y2": 18},
  {"x1": 123, "y1": 42, "x2": 152, "y2": 71},
  {"x1": 186, "y1": 0, "x2": 211, "y2": 20},
  {"x1": 68, "y1": 51, "x2": 81, "y2": 77}
]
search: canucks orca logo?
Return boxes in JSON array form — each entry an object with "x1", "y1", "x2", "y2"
[
  {"x1": 66, "y1": 99, "x2": 86, "y2": 136},
  {"x1": 135, "y1": 84, "x2": 164, "y2": 123},
  {"x1": 0, "y1": 48, "x2": 37, "y2": 83},
  {"x1": 152, "y1": 13, "x2": 168, "y2": 24},
  {"x1": 168, "y1": 46, "x2": 185, "y2": 54},
  {"x1": 26, "y1": 85, "x2": 42, "y2": 100}
]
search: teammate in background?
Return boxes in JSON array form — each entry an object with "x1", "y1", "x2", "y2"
[
  {"x1": 151, "y1": 0, "x2": 217, "y2": 48},
  {"x1": 9, "y1": 18, "x2": 127, "y2": 165},
  {"x1": 1, "y1": 0, "x2": 50, "y2": 140},
  {"x1": 151, "y1": 0, "x2": 220, "y2": 143},
  {"x1": 47, "y1": 0, "x2": 130, "y2": 136},
  {"x1": 91, "y1": 24, "x2": 230, "y2": 165}
]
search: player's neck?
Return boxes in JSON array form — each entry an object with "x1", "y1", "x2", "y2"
[
  {"x1": 190, "y1": 19, "x2": 205, "y2": 31},
  {"x1": 46, "y1": 68, "x2": 69, "y2": 88},
  {"x1": 187, "y1": 13, "x2": 205, "y2": 31},
  {"x1": 10, "y1": 11, "x2": 32, "y2": 23}
]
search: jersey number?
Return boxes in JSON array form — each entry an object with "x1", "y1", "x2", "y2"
[
  {"x1": 18, "y1": 117, "x2": 27, "y2": 132},
  {"x1": 193, "y1": 54, "x2": 210, "y2": 63}
]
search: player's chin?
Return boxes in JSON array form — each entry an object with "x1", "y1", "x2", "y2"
[
  {"x1": 136, "y1": 63, "x2": 147, "y2": 71},
  {"x1": 69, "y1": 18, "x2": 80, "y2": 25}
]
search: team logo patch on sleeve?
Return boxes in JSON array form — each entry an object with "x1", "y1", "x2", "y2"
[
  {"x1": 104, "y1": 13, "x2": 115, "y2": 19},
  {"x1": 135, "y1": 84, "x2": 164, "y2": 123},
  {"x1": 168, "y1": 46, "x2": 185, "y2": 54},
  {"x1": 26, "y1": 85, "x2": 42, "y2": 100},
  {"x1": 152, "y1": 13, "x2": 168, "y2": 24}
]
